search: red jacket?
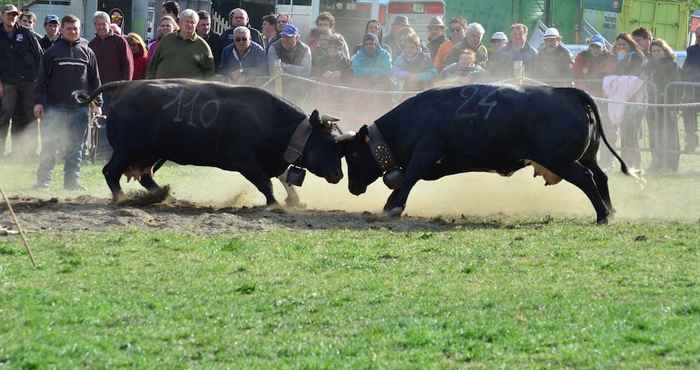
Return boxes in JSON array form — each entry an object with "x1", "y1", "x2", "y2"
[
  {"x1": 88, "y1": 33, "x2": 134, "y2": 83},
  {"x1": 133, "y1": 54, "x2": 148, "y2": 80}
]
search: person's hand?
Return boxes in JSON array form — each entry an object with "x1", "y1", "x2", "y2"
[
  {"x1": 93, "y1": 106, "x2": 103, "y2": 117},
  {"x1": 230, "y1": 69, "x2": 242, "y2": 82},
  {"x1": 33, "y1": 104, "x2": 44, "y2": 119}
]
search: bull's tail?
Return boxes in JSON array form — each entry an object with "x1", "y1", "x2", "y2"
[
  {"x1": 574, "y1": 88, "x2": 643, "y2": 181},
  {"x1": 72, "y1": 80, "x2": 134, "y2": 105}
]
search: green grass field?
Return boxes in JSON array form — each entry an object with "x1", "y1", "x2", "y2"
[
  {"x1": 1, "y1": 159, "x2": 700, "y2": 369},
  {"x1": 1, "y1": 226, "x2": 700, "y2": 369}
]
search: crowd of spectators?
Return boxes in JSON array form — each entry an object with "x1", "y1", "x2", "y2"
[{"x1": 1, "y1": 1, "x2": 700, "y2": 186}]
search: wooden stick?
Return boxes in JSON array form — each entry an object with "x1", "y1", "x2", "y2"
[{"x1": 0, "y1": 187, "x2": 37, "y2": 268}]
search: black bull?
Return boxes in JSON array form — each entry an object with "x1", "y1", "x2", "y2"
[
  {"x1": 74, "y1": 79, "x2": 343, "y2": 204},
  {"x1": 337, "y1": 84, "x2": 639, "y2": 224}
]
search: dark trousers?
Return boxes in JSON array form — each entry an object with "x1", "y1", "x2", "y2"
[
  {"x1": 682, "y1": 107, "x2": 699, "y2": 152},
  {"x1": 620, "y1": 107, "x2": 644, "y2": 170},
  {"x1": 0, "y1": 81, "x2": 36, "y2": 156},
  {"x1": 649, "y1": 107, "x2": 680, "y2": 171},
  {"x1": 36, "y1": 107, "x2": 88, "y2": 186}
]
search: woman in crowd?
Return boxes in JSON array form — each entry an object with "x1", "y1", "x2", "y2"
[
  {"x1": 353, "y1": 19, "x2": 386, "y2": 55},
  {"x1": 645, "y1": 38, "x2": 681, "y2": 172},
  {"x1": 147, "y1": 15, "x2": 178, "y2": 64},
  {"x1": 613, "y1": 32, "x2": 644, "y2": 75},
  {"x1": 392, "y1": 34, "x2": 436, "y2": 91},
  {"x1": 127, "y1": 32, "x2": 149, "y2": 80},
  {"x1": 605, "y1": 33, "x2": 647, "y2": 169}
]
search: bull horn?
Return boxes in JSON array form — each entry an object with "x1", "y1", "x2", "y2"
[
  {"x1": 321, "y1": 114, "x2": 341, "y2": 126},
  {"x1": 334, "y1": 131, "x2": 356, "y2": 143}
]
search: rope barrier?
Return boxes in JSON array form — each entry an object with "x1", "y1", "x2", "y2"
[{"x1": 273, "y1": 73, "x2": 700, "y2": 109}]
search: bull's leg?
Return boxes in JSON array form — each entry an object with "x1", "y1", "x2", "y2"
[
  {"x1": 383, "y1": 190, "x2": 400, "y2": 212},
  {"x1": 102, "y1": 153, "x2": 129, "y2": 202},
  {"x1": 138, "y1": 175, "x2": 160, "y2": 191},
  {"x1": 277, "y1": 170, "x2": 304, "y2": 208},
  {"x1": 554, "y1": 162, "x2": 611, "y2": 225},
  {"x1": 384, "y1": 147, "x2": 443, "y2": 218},
  {"x1": 582, "y1": 160, "x2": 615, "y2": 215},
  {"x1": 241, "y1": 168, "x2": 277, "y2": 206}
]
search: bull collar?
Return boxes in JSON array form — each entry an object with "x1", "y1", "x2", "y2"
[
  {"x1": 283, "y1": 117, "x2": 311, "y2": 165},
  {"x1": 367, "y1": 124, "x2": 397, "y2": 173}
]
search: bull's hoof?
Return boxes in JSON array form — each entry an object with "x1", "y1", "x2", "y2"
[
  {"x1": 265, "y1": 203, "x2": 285, "y2": 213},
  {"x1": 112, "y1": 192, "x2": 127, "y2": 204},
  {"x1": 285, "y1": 198, "x2": 306, "y2": 209},
  {"x1": 596, "y1": 217, "x2": 609, "y2": 225},
  {"x1": 383, "y1": 207, "x2": 404, "y2": 218}
]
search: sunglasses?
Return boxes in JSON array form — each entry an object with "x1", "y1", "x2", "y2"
[
  {"x1": 450, "y1": 28, "x2": 462, "y2": 33},
  {"x1": 235, "y1": 37, "x2": 248, "y2": 42}
]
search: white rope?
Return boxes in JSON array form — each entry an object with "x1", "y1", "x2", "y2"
[
  {"x1": 258, "y1": 75, "x2": 278, "y2": 89},
  {"x1": 590, "y1": 96, "x2": 700, "y2": 108},
  {"x1": 279, "y1": 73, "x2": 421, "y2": 95},
  {"x1": 273, "y1": 73, "x2": 700, "y2": 108}
]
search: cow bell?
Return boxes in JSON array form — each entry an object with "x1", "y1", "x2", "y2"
[
  {"x1": 383, "y1": 168, "x2": 404, "y2": 190},
  {"x1": 286, "y1": 166, "x2": 307, "y2": 187}
]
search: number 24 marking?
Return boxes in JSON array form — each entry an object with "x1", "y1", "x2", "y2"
[{"x1": 456, "y1": 86, "x2": 501, "y2": 120}]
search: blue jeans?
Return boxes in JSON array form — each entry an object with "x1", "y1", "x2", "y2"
[{"x1": 36, "y1": 106, "x2": 88, "y2": 185}]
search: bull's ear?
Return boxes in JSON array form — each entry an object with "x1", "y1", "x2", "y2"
[
  {"x1": 309, "y1": 110, "x2": 321, "y2": 128},
  {"x1": 358, "y1": 125, "x2": 370, "y2": 144}
]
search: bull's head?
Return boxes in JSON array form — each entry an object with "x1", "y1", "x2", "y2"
[
  {"x1": 336, "y1": 125, "x2": 383, "y2": 195},
  {"x1": 301, "y1": 110, "x2": 344, "y2": 184}
]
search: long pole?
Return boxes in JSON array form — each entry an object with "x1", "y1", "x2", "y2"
[{"x1": 0, "y1": 187, "x2": 37, "y2": 268}]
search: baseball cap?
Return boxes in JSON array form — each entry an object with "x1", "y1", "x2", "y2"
[
  {"x1": 590, "y1": 34, "x2": 606, "y2": 48},
  {"x1": 428, "y1": 16, "x2": 444, "y2": 28},
  {"x1": 543, "y1": 27, "x2": 561, "y2": 39},
  {"x1": 280, "y1": 24, "x2": 299, "y2": 37},
  {"x1": 490, "y1": 32, "x2": 508, "y2": 41},
  {"x1": 2, "y1": 4, "x2": 20, "y2": 15},
  {"x1": 392, "y1": 15, "x2": 409, "y2": 27},
  {"x1": 44, "y1": 14, "x2": 59, "y2": 24}
]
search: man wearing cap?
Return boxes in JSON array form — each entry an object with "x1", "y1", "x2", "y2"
[
  {"x1": 573, "y1": 35, "x2": 614, "y2": 81},
  {"x1": 268, "y1": 24, "x2": 311, "y2": 77},
  {"x1": 0, "y1": 4, "x2": 43, "y2": 159},
  {"x1": 530, "y1": 27, "x2": 572, "y2": 79},
  {"x1": 426, "y1": 16, "x2": 446, "y2": 63},
  {"x1": 40, "y1": 15, "x2": 61, "y2": 50},
  {"x1": 384, "y1": 15, "x2": 410, "y2": 56},
  {"x1": 489, "y1": 23, "x2": 538, "y2": 78},
  {"x1": 489, "y1": 32, "x2": 508, "y2": 54},
  {"x1": 221, "y1": 8, "x2": 263, "y2": 51}
]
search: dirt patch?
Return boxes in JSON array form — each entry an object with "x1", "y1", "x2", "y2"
[{"x1": 0, "y1": 195, "x2": 532, "y2": 235}]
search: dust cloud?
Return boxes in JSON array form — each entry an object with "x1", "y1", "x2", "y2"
[{"x1": 165, "y1": 162, "x2": 698, "y2": 221}]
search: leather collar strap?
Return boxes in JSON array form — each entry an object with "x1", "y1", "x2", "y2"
[
  {"x1": 284, "y1": 117, "x2": 311, "y2": 164},
  {"x1": 367, "y1": 124, "x2": 397, "y2": 173}
]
